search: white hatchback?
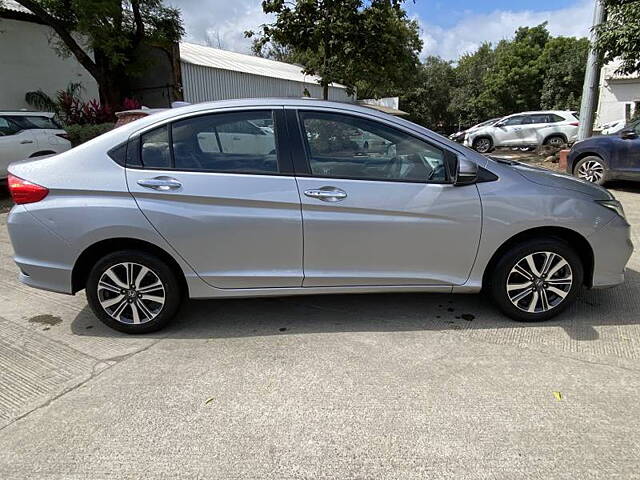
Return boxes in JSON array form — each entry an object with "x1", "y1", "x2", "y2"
[
  {"x1": 465, "y1": 111, "x2": 580, "y2": 153},
  {"x1": 0, "y1": 112, "x2": 71, "y2": 178}
]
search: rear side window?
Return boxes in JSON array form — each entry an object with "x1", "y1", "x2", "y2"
[
  {"x1": 141, "y1": 125, "x2": 171, "y2": 169},
  {"x1": 550, "y1": 114, "x2": 566, "y2": 122},
  {"x1": 526, "y1": 114, "x2": 551, "y2": 124},
  {"x1": 5, "y1": 115, "x2": 61, "y2": 130},
  {"x1": 170, "y1": 111, "x2": 278, "y2": 174}
]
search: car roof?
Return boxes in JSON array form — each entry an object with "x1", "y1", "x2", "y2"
[
  {"x1": 0, "y1": 111, "x2": 55, "y2": 117},
  {"x1": 506, "y1": 110, "x2": 574, "y2": 116},
  {"x1": 111, "y1": 98, "x2": 413, "y2": 136}
]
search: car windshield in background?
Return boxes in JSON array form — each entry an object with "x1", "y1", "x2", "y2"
[{"x1": 5, "y1": 115, "x2": 61, "y2": 130}]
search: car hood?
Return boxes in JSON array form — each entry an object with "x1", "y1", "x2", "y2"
[{"x1": 498, "y1": 160, "x2": 613, "y2": 200}]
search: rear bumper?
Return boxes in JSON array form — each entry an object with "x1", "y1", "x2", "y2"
[
  {"x1": 589, "y1": 214, "x2": 633, "y2": 288},
  {"x1": 8, "y1": 206, "x2": 74, "y2": 294}
]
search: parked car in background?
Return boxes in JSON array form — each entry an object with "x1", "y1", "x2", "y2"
[
  {"x1": 0, "y1": 112, "x2": 71, "y2": 179},
  {"x1": 6, "y1": 99, "x2": 632, "y2": 334},
  {"x1": 465, "y1": 111, "x2": 580, "y2": 153},
  {"x1": 449, "y1": 117, "x2": 501, "y2": 144},
  {"x1": 599, "y1": 119, "x2": 627, "y2": 136},
  {"x1": 568, "y1": 119, "x2": 640, "y2": 185}
]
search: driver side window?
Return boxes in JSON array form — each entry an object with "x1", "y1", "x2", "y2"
[{"x1": 299, "y1": 111, "x2": 447, "y2": 183}]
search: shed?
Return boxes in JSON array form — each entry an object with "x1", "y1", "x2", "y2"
[{"x1": 179, "y1": 42, "x2": 353, "y2": 104}]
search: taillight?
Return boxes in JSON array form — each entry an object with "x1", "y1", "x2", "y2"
[
  {"x1": 56, "y1": 133, "x2": 70, "y2": 140},
  {"x1": 7, "y1": 174, "x2": 49, "y2": 204},
  {"x1": 569, "y1": 122, "x2": 580, "y2": 126}
]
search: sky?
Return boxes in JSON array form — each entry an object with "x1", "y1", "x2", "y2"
[{"x1": 170, "y1": 0, "x2": 596, "y2": 61}]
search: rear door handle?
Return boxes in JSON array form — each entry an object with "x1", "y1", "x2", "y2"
[
  {"x1": 20, "y1": 140, "x2": 34, "y2": 144},
  {"x1": 304, "y1": 187, "x2": 347, "y2": 202},
  {"x1": 137, "y1": 176, "x2": 182, "y2": 191}
]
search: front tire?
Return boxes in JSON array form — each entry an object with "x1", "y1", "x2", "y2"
[
  {"x1": 574, "y1": 156, "x2": 608, "y2": 185},
  {"x1": 86, "y1": 250, "x2": 182, "y2": 333},
  {"x1": 489, "y1": 239, "x2": 583, "y2": 322},
  {"x1": 473, "y1": 137, "x2": 493, "y2": 153}
]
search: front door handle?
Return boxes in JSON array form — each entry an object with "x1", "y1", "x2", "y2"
[
  {"x1": 137, "y1": 176, "x2": 182, "y2": 191},
  {"x1": 304, "y1": 187, "x2": 347, "y2": 202},
  {"x1": 20, "y1": 140, "x2": 34, "y2": 144}
]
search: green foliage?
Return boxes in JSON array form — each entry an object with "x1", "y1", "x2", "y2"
[
  {"x1": 403, "y1": 23, "x2": 588, "y2": 132},
  {"x1": 400, "y1": 57, "x2": 457, "y2": 133},
  {"x1": 448, "y1": 43, "x2": 496, "y2": 127},
  {"x1": 64, "y1": 123, "x2": 115, "y2": 147},
  {"x1": 539, "y1": 37, "x2": 590, "y2": 110},
  {"x1": 480, "y1": 24, "x2": 550, "y2": 117},
  {"x1": 596, "y1": 0, "x2": 640, "y2": 75},
  {"x1": 248, "y1": 0, "x2": 422, "y2": 99},
  {"x1": 15, "y1": 0, "x2": 183, "y2": 105}
]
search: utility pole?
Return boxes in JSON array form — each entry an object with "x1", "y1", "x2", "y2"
[{"x1": 578, "y1": 0, "x2": 607, "y2": 140}]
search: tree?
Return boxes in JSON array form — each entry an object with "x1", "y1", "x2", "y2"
[
  {"x1": 479, "y1": 24, "x2": 550, "y2": 117},
  {"x1": 247, "y1": 0, "x2": 422, "y2": 100},
  {"x1": 596, "y1": 0, "x2": 640, "y2": 75},
  {"x1": 538, "y1": 37, "x2": 590, "y2": 110},
  {"x1": 400, "y1": 57, "x2": 456, "y2": 133},
  {"x1": 10, "y1": 0, "x2": 183, "y2": 107},
  {"x1": 448, "y1": 43, "x2": 496, "y2": 128}
]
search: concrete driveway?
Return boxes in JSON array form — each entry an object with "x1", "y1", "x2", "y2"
[{"x1": 0, "y1": 184, "x2": 639, "y2": 479}]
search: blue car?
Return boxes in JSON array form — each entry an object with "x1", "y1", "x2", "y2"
[{"x1": 568, "y1": 120, "x2": 640, "y2": 185}]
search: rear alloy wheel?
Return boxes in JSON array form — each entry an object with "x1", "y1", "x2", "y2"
[
  {"x1": 574, "y1": 156, "x2": 608, "y2": 185},
  {"x1": 490, "y1": 239, "x2": 583, "y2": 322},
  {"x1": 473, "y1": 137, "x2": 493, "y2": 153},
  {"x1": 87, "y1": 250, "x2": 182, "y2": 333},
  {"x1": 545, "y1": 136, "x2": 566, "y2": 148}
]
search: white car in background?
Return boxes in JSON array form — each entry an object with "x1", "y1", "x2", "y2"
[
  {"x1": 0, "y1": 112, "x2": 71, "y2": 178},
  {"x1": 465, "y1": 111, "x2": 580, "y2": 153}
]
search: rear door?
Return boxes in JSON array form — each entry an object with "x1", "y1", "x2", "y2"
[
  {"x1": 126, "y1": 108, "x2": 303, "y2": 289},
  {"x1": 289, "y1": 109, "x2": 482, "y2": 287}
]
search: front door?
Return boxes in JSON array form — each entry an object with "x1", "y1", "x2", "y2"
[
  {"x1": 126, "y1": 108, "x2": 303, "y2": 289},
  {"x1": 494, "y1": 115, "x2": 528, "y2": 146},
  {"x1": 291, "y1": 109, "x2": 482, "y2": 287}
]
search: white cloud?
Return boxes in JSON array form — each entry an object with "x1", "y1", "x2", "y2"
[
  {"x1": 170, "y1": 0, "x2": 594, "y2": 61},
  {"x1": 416, "y1": 0, "x2": 595, "y2": 60},
  {"x1": 169, "y1": 0, "x2": 271, "y2": 52}
]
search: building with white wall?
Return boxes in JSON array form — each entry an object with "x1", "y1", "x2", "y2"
[
  {"x1": 596, "y1": 59, "x2": 640, "y2": 128},
  {"x1": 180, "y1": 42, "x2": 353, "y2": 104},
  {"x1": 0, "y1": 1, "x2": 99, "y2": 110}
]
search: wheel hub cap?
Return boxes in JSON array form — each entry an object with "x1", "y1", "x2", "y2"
[
  {"x1": 577, "y1": 160, "x2": 604, "y2": 183},
  {"x1": 506, "y1": 251, "x2": 573, "y2": 313},
  {"x1": 97, "y1": 262, "x2": 165, "y2": 325}
]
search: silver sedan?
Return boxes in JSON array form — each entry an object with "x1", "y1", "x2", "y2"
[{"x1": 6, "y1": 99, "x2": 633, "y2": 333}]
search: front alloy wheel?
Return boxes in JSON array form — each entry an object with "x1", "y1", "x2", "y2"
[
  {"x1": 506, "y1": 252, "x2": 572, "y2": 313},
  {"x1": 87, "y1": 250, "x2": 182, "y2": 333},
  {"x1": 473, "y1": 137, "x2": 492, "y2": 153},
  {"x1": 576, "y1": 158, "x2": 605, "y2": 184},
  {"x1": 490, "y1": 239, "x2": 583, "y2": 322}
]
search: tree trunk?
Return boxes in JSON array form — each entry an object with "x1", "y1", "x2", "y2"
[
  {"x1": 94, "y1": 50, "x2": 126, "y2": 108},
  {"x1": 323, "y1": 84, "x2": 329, "y2": 100}
]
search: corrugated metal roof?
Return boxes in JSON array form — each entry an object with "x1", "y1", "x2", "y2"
[
  {"x1": 2, "y1": 0, "x2": 30, "y2": 13},
  {"x1": 179, "y1": 42, "x2": 347, "y2": 90}
]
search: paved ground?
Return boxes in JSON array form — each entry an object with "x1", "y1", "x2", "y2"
[{"x1": 1, "y1": 181, "x2": 640, "y2": 479}]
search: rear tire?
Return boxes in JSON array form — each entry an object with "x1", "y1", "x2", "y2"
[
  {"x1": 574, "y1": 155, "x2": 608, "y2": 185},
  {"x1": 544, "y1": 135, "x2": 566, "y2": 149},
  {"x1": 86, "y1": 250, "x2": 182, "y2": 334},
  {"x1": 489, "y1": 239, "x2": 583, "y2": 322},
  {"x1": 473, "y1": 137, "x2": 493, "y2": 153}
]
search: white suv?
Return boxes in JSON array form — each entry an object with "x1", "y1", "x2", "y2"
[
  {"x1": 465, "y1": 111, "x2": 580, "y2": 153},
  {"x1": 0, "y1": 112, "x2": 72, "y2": 178}
]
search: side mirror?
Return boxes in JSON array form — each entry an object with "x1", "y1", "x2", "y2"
[
  {"x1": 454, "y1": 157, "x2": 478, "y2": 186},
  {"x1": 495, "y1": 122, "x2": 505, "y2": 128},
  {"x1": 620, "y1": 128, "x2": 638, "y2": 140}
]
